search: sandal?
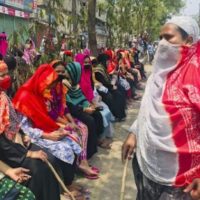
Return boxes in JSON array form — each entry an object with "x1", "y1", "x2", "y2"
[
  {"x1": 68, "y1": 184, "x2": 90, "y2": 195},
  {"x1": 91, "y1": 166, "x2": 100, "y2": 173},
  {"x1": 84, "y1": 173, "x2": 99, "y2": 180}
]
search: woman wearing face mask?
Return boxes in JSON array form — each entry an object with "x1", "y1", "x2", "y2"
[
  {"x1": 65, "y1": 61, "x2": 103, "y2": 157},
  {"x1": 75, "y1": 54, "x2": 104, "y2": 138},
  {"x1": 94, "y1": 53, "x2": 127, "y2": 121},
  {"x1": 13, "y1": 60, "x2": 99, "y2": 183},
  {"x1": 122, "y1": 16, "x2": 200, "y2": 200},
  {"x1": 0, "y1": 60, "x2": 61, "y2": 200}
]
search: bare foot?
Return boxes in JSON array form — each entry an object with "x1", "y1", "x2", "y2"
[
  {"x1": 79, "y1": 160, "x2": 98, "y2": 176},
  {"x1": 67, "y1": 183, "x2": 89, "y2": 193},
  {"x1": 64, "y1": 190, "x2": 85, "y2": 200},
  {"x1": 98, "y1": 139, "x2": 112, "y2": 149}
]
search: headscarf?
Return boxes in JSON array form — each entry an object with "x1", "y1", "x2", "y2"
[
  {"x1": 97, "y1": 53, "x2": 110, "y2": 69},
  {"x1": 166, "y1": 16, "x2": 199, "y2": 43},
  {"x1": 13, "y1": 62, "x2": 62, "y2": 132},
  {"x1": 65, "y1": 62, "x2": 90, "y2": 108},
  {"x1": 123, "y1": 50, "x2": 131, "y2": 69},
  {"x1": 22, "y1": 39, "x2": 36, "y2": 65},
  {"x1": 63, "y1": 50, "x2": 74, "y2": 64},
  {"x1": 0, "y1": 61, "x2": 19, "y2": 140},
  {"x1": 130, "y1": 17, "x2": 200, "y2": 186},
  {"x1": 83, "y1": 48, "x2": 91, "y2": 57},
  {"x1": 94, "y1": 54, "x2": 111, "y2": 83},
  {"x1": 0, "y1": 32, "x2": 8, "y2": 56},
  {"x1": 107, "y1": 61, "x2": 116, "y2": 75},
  {"x1": 75, "y1": 53, "x2": 94, "y2": 102},
  {"x1": 64, "y1": 50, "x2": 73, "y2": 57},
  {"x1": 104, "y1": 50, "x2": 113, "y2": 60}
]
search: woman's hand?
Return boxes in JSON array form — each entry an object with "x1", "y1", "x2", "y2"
[
  {"x1": 84, "y1": 107, "x2": 95, "y2": 114},
  {"x1": 113, "y1": 85, "x2": 118, "y2": 90},
  {"x1": 67, "y1": 123, "x2": 79, "y2": 131},
  {"x1": 42, "y1": 129, "x2": 69, "y2": 141},
  {"x1": 5, "y1": 168, "x2": 31, "y2": 183},
  {"x1": 184, "y1": 179, "x2": 200, "y2": 200},
  {"x1": 122, "y1": 134, "x2": 136, "y2": 163},
  {"x1": 27, "y1": 150, "x2": 48, "y2": 162}
]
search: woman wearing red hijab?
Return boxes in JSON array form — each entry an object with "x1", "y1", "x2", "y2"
[
  {"x1": 13, "y1": 60, "x2": 99, "y2": 180},
  {"x1": 0, "y1": 60, "x2": 61, "y2": 200}
]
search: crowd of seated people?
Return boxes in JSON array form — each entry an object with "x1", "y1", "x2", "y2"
[{"x1": 0, "y1": 44, "x2": 146, "y2": 200}]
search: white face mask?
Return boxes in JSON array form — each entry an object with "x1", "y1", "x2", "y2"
[{"x1": 153, "y1": 39, "x2": 181, "y2": 74}]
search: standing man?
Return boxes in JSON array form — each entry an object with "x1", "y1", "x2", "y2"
[{"x1": 122, "y1": 16, "x2": 200, "y2": 200}]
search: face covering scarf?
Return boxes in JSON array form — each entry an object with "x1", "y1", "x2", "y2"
[
  {"x1": 0, "y1": 60, "x2": 19, "y2": 140},
  {"x1": 130, "y1": 39, "x2": 184, "y2": 186},
  {"x1": 0, "y1": 75, "x2": 11, "y2": 91}
]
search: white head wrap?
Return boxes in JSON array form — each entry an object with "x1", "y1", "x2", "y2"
[{"x1": 166, "y1": 16, "x2": 199, "y2": 43}]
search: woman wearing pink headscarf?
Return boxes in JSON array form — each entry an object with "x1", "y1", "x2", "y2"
[
  {"x1": 75, "y1": 53, "x2": 94, "y2": 103},
  {"x1": 22, "y1": 39, "x2": 39, "y2": 65},
  {"x1": 73, "y1": 53, "x2": 104, "y2": 142}
]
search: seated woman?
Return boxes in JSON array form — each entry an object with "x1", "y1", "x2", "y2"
[
  {"x1": 0, "y1": 161, "x2": 35, "y2": 199},
  {"x1": 117, "y1": 52, "x2": 141, "y2": 100},
  {"x1": 0, "y1": 60, "x2": 60, "y2": 200},
  {"x1": 76, "y1": 54, "x2": 113, "y2": 148},
  {"x1": 64, "y1": 61, "x2": 103, "y2": 156},
  {"x1": 94, "y1": 53, "x2": 127, "y2": 121},
  {"x1": 91, "y1": 57, "x2": 115, "y2": 148},
  {"x1": 13, "y1": 60, "x2": 99, "y2": 180}
]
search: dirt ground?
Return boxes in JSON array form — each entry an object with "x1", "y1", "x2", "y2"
[
  {"x1": 62, "y1": 65, "x2": 152, "y2": 200},
  {"x1": 74, "y1": 101, "x2": 140, "y2": 200}
]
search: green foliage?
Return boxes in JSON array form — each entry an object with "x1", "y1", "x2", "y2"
[
  {"x1": 8, "y1": 23, "x2": 30, "y2": 49},
  {"x1": 103, "y1": 0, "x2": 185, "y2": 46}
]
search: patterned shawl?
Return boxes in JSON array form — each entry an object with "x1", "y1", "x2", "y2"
[{"x1": 0, "y1": 61, "x2": 19, "y2": 140}]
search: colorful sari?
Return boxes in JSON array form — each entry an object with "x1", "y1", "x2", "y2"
[
  {"x1": 0, "y1": 61, "x2": 35, "y2": 200},
  {"x1": 13, "y1": 62, "x2": 87, "y2": 163},
  {"x1": 13, "y1": 64, "x2": 59, "y2": 133}
]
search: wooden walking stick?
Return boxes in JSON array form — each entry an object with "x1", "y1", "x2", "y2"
[
  {"x1": 46, "y1": 160, "x2": 76, "y2": 200},
  {"x1": 120, "y1": 158, "x2": 129, "y2": 200}
]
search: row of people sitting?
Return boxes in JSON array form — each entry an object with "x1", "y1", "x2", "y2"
[{"x1": 0, "y1": 48, "x2": 145, "y2": 200}]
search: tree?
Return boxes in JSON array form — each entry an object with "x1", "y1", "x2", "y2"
[
  {"x1": 88, "y1": 0, "x2": 98, "y2": 56},
  {"x1": 104, "y1": 0, "x2": 185, "y2": 46},
  {"x1": 72, "y1": 0, "x2": 78, "y2": 33}
]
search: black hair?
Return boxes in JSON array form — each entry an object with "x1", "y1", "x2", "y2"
[
  {"x1": 4, "y1": 55, "x2": 17, "y2": 71},
  {"x1": 91, "y1": 58, "x2": 98, "y2": 65},
  {"x1": 25, "y1": 39, "x2": 32, "y2": 44},
  {"x1": 0, "y1": 53, "x2": 3, "y2": 60},
  {"x1": 177, "y1": 27, "x2": 189, "y2": 40},
  {"x1": 97, "y1": 54, "x2": 109, "y2": 68},
  {"x1": 52, "y1": 61, "x2": 65, "y2": 69}
]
